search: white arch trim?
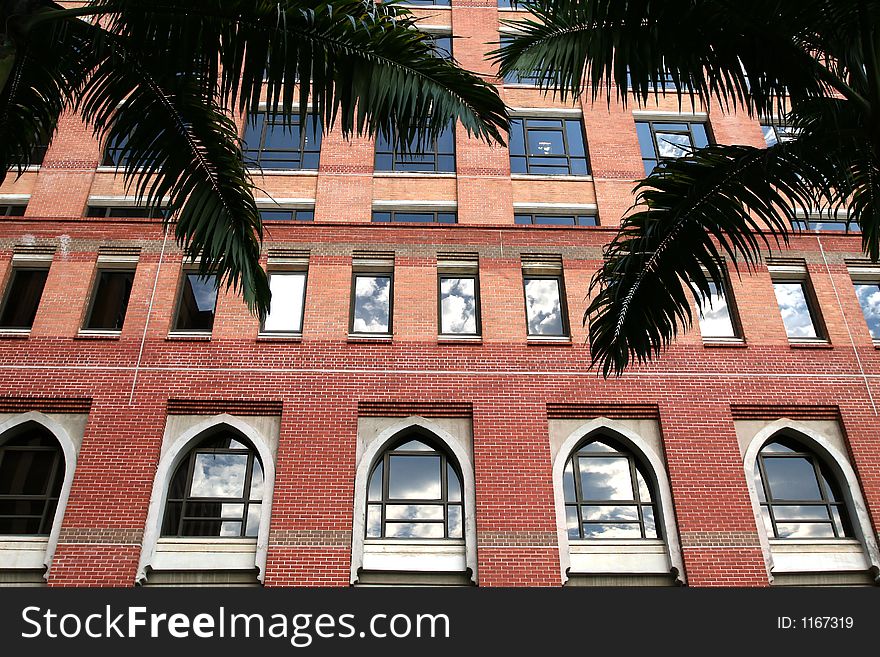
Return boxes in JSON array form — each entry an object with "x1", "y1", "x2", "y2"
[
  {"x1": 350, "y1": 416, "x2": 478, "y2": 584},
  {"x1": 0, "y1": 411, "x2": 79, "y2": 577},
  {"x1": 552, "y1": 418, "x2": 686, "y2": 585},
  {"x1": 136, "y1": 414, "x2": 276, "y2": 584},
  {"x1": 742, "y1": 418, "x2": 880, "y2": 582}
]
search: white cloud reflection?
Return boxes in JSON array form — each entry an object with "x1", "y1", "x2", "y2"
[
  {"x1": 353, "y1": 275, "x2": 390, "y2": 333},
  {"x1": 440, "y1": 278, "x2": 477, "y2": 334},
  {"x1": 189, "y1": 454, "x2": 248, "y2": 498},
  {"x1": 524, "y1": 278, "x2": 564, "y2": 335},
  {"x1": 855, "y1": 283, "x2": 880, "y2": 339},
  {"x1": 773, "y1": 282, "x2": 817, "y2": 338},
  {"x1": 694, "y1": 282, "x2": 736, "y2": 338},
  {"x1": 264, "y1": 273, "x2": 305, "y2": 332}
]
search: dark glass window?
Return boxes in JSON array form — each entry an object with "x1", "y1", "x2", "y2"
[
  {"x1": 428, "y1": 35, "x2": 452, "y2": 60},
  {"x1": 439, "y1": 275, "x2": 480, "y2": 335},
  {"x1": 258, "y1": 209, "x2": 314, "y2": 222},
  {"x1": 761, "y1": 123, "x2": 800, "y2": 147},
  {"x1": 515, "y1": 213, "x2": 597, "y2": 226},
  {"x1": 754, "y1": 438, "x2": 852, "y2": 539},
  {"x1": 243, "y1": 113, "x2": 322, "y2": 170},
  {"x1": 523, "y1": 275, "x2": 568, "y2": 337},
  {"x1": 366, "y1": 437, "x2": 463, "y2": 539},
  {"x1": 0, "y1": 267, "x2": 49, "y2": 329},
  {"x1": 635, "y1": 120, "x2": 710, "y2": 175},
  {"x1": 563, "y1": 436, "x2": 659, "y2": 540},
  {"x1": 84, "y1": 270, "x2": 135, "y2": 331},
  {"x1": 625, "y1": 67, "x2": 686, "y2": 92},
  {"x1": 161, "y1": 431, "x2": 264, "y2": 538},
  {"x1": 0, "y1": 425, "x2": 65, "y2": 535},
  {"x1": 791, "y1": 216, "x2": 859, "y2": 233},
  {"x1": 101, "y1": 134, "x2": 132, "y2": 167},
  {"x1": 498, "y1": 0, "x2": 521, "y2": 8},
  {"x1": 772, "y1": 280, "x2": 823, "y2": 339},
  {"x1": 372, "y1": 211, "x2": 457, "y2": 224},
  {"x1": 401, "y1": 0, "x2": 449, "y2": 4},
  {"x1": 500, "y1": 35, "x2": 542, "y2": 85},
  {"x1": 262, "y1": 271, "x2": 307, "y2": 334},
  {"x1": 173, "y1": 273, "x2": 218, "y2": 332},
  {"x1": 853, "y1": 282, "x2": 880, "y2": 339},
  {"x1": 351, "y1": 273, "x2": 393, "y2": 334},
  {"x1": 85, "y1": 206, "x2": 166, "y2": 218},
  {"x1": 374, "y1": 121, "x2": 456, "y2": 173},
  {"x1": 0, "y1": 205, "x2": 27, "y2": 217},
  {"x1": 509, "y1": 118, "x2": 589, "y2": 176}
]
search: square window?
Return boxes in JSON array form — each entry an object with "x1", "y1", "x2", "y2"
[
  {"x1": 523, "y1": 275, "x2": 568, "y2": 337},
  {"x1": 173, "y1": 272, "x2": 218, "y2": 332},
  {"x1": 374, "y1": 120, "x2": 456, "y2": 173},
  {"x1": 243, "y1": 113, "x2": 322, "y2": 171},
  {"x1": 84, "y1": 269, "x2": 135, "y2": 331},
  {"x1": 509, "y1": 117, "x2": 590, "y2": 176},
  {"x1": 635, "y1": 120, "x2": 710, "y2": 175},
  {"x1": 351, "y1": 273, "x2": 393, "y2": 334},
  {"x1": 761, "y1": 123, "x2": 800, "y2": 147},
  {"x1": 772, "y1": 279, "x2": 823, "y2": 340},
  {"x1": 439, "y1": 275, "x2": 480, "y2": 336},
  {"x1": 0, "y1": 267, "x2": 49, "y2": 329},
  {"x1": 262, "y1": 272, "x2": 307, "y2": 334}
]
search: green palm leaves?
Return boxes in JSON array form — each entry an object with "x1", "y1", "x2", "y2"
[{"x1": 496, "y1": 0, "x2": 880, "y2": 374}]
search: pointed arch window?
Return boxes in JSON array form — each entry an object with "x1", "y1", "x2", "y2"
[
  {"x1": 0, "y1": 424, "x2": 65, "y2": 536},
  {"x1": 161, "y1": 431, "x2": 264, "y2": 538},
  {"x1": 563, "y1": 436, "x2": 659, "y2": 540},
  {"x1": 754, "y1": 437, "x2": 852, "y2": 539},
  {"x1": 366, "y1": 438, "x2": 463, "y2": 540}
]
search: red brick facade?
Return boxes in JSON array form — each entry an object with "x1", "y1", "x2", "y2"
[{"x1": 0, "y1": 3, "x2": 878, "y2": 588}]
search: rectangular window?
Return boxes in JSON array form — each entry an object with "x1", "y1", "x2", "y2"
[
  {"x1": 243, "y1": 112, "x2": 322, "y2": 170},
  {"x1": 635, "y1": 119, "x2": 710, "y2": 174},
  {"x1": 693, "y1": 279, "x2": 740, "y2": 340},
  {"x1": 500, "y1": 35, "x2": 542, "y2": 85},
  {"x1": 351, "y1": 272, "x2": 393, "y2": 335},
  {"x1": 625, "y1": 66, "x2": 686, "y2": 92},
  {"x1": 0, "y1": 204, "x2": 26, "y2": 217},
  {"x1": 792, "y1": 213, "x2": 859, "y2": 233},
  {"x1": 173, "y1": 272, "x2": 219, "y2": 333},
  {"x1": 372, "y1": 210, "x2": 457, "y2": 224},
  {"x1": 85, "y1": 206, "x2": 166, "y2": 218},
  {"x1": 514, "y1": 213, "x2": 597, "y2": 226},
  {"x1": 401, "y1": 0, "x2": 449, "y2": 5},
  {"x1": 523, "y1": 272, "x2": 569, "y2": 338},
  {"x1": 0, "y1": 267, "x2": 49, "y2": 329},
  {"x1": 439, "y1": 274, "x2": 480, "y2": 336},
  {"x1": 258, "y1": 209, "x2": 314, "y2": 222},
  {"x1": 84, "y1": 269, "x2": 135, "y2": 331},
  {"x1": 498, "y1": 0, "x2": 520, "y2": 8},
  {"x1": 772, "y1": 279, "x2": 824, "y2": 340},
  {"x1": 374, "y1": 120, "x2": 455, "y2": 173},
  {"x1": 510, "y1": 117, "x2": 589, "y2": 176},
  {"x1": 262, "y1": 271, "x2": 307, "y2": 334},
  {"x1": 853, "y1": 280, "x2": 880, "y2": 340},
  {"x1": 427, "y1": 34, "x2": 452, "y2": 60},
  {"x1": 761, "y1": 123, "x2": 800, "y2": 147}
]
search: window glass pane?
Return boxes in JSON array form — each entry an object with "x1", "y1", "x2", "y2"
[
  {"x1": 85, "y1": 270, "x2": 134, "y2": 330},
  {"x1": 387, "y1": 455, "x2": 441, "y2": 499},
  {"x1": 581, "y1": 505, "x2": 640, "y2": 521},
  {"x1": 762, "y1": 441, "x2": 797, "y2": 453},
  {"x1": 775, "y1": 522, "x2": 835, "y2": 539},
  {"x1": 524, "y1": 277, "x2": 564, "y2": 336},
  {"x1": 366, "y1": 504, "x2": 382, "y2": 538},
  {"x1": 565, "y1": 506, "x2": 580, "y2": 539},
  {"x1": 636, "y1": 470, "x2": 652, "y2": 503},
  {"x1": 440, "y1": 277, "x2": 477, "y2": 334},
  {"x1": 762, "y1": 457, "x2": 823, "y2": 500},
  {"x1": 691, "y1": 123, "x2": 709, "y2": 148},
  {"x1": 563, "y1": 460, "x2": 576, "y2": 503},
  {"x1": 579, "y1": 441, "x2": 616, "y2": 453},
  {"x1": 854, "y1": 283, "x2": 880, "y2": 339},
  {"x1": 448, "y1": 505, "x2": 463, "y2": 539},
  {"x1": 760, "y1": 506, "x2": 774, "y2": 535},
  {"x1": 527, "y1": 129, "x2": 565, "y2": 157},
  {"x1": 385, "y1": 522, "x2": 445, "y2": 539},
  {"x1": 189, "y1": 453, "x2": 249, "y2": 498},
  {"x1": 655, "y1": 131, "x2": 692, "y2": 158},
  {"x1": 0, "y1": 450, "x2": 56, "y2": 495},
  {"x1": 754, "y1": 464, "x2": 766, "y2": 502},
  {"x1": 578, "y1": 456, "x2": 634, "y2": 500},
  {"x1": 773, "y1": 282, "x2": 818, "y2": 338},
  {"x1": 695, "y1": 281, "x2": 736, "y2": 338},
  {"x1": 635, "y1": 122, "x2": 655, "y2": 158},
  {"x1": 762, "y1": 125, "x2": 778, "y2": 147},
  {"x1": 772, "y1": 505, "x2": 830, "y2": 521},
  {"x1": 394, "y1": 440, "x2": 433, "y2": 451},
  {"x1": 0, "y1": 268, "x2": 49, "y2": 328},
  {"x1": 509, "y1": 120, "x2": 525, "y2": 156},
  {"x1": 161, "y1": 501, "x2": 182, "y2": 535},
  {"x1": 352, "y1": 275, "x2": 391, "y2": 333},
  {"x1": 565, "y1": 120, "x2": 586, "y2": 157},
  {"x1": 174, "y1": 274, "x2": 218, "y2": 331},
  {"x1": 831, "y1": 506, "x2": 845, "y2": 536},
  {"x1": 245, "y1": 504, "x2": 261, "y2": 537},
  {"x1": 263, "y1": 272, "x2": 306, "y2": 333},
  {"x1": 643, "y1": 506, "x2": 658, "y2": 538},
  {"x1": 249, "y1": 459, "x2": 264, "y2": 500},
  {"x1": 368, "y1": 462, "x2": 383, "y2": 501},
  {"x1": 385, "y1": 504, "x2": 444, "y2": 520},
  {"x1": 447, "y1": 463, "x2": 461, "y2": 502},
  {"x1": 583, "y1": 523, "x2": 642, "y2": 538}
]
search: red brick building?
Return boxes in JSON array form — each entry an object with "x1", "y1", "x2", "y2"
[{"x1": 0, "y1": 1, "x2": 878, "y2": 588}]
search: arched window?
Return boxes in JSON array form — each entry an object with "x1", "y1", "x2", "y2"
[
  {"x1": 366, "y1": 437, "x2": 463, "y2": 540},
  {"x1": 0, "y1": 424, "x2": 65, "y2": 536},
  {"x1": 161, "y1": 431, "x2": 264, "y2": 538},
  {"x1": 754, "y1": 437, "x2": 852, "y2": 539},
  {"x1": 563, "y1": 436, "x2": 659, "y2": 540}
]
